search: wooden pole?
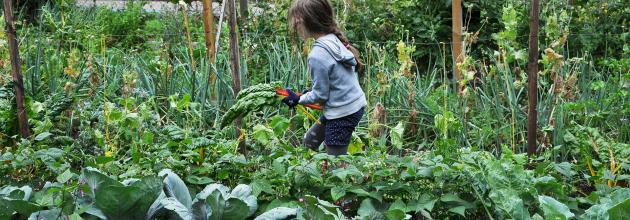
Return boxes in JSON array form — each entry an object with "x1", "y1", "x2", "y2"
[
  {"x1": 228, "y1": 0, "x2": 246, "y2": 154},
  {"x1": 214, "y1": 0, "x2": 227, "y2": 64},
  {"x1": 202, "y1": 0, "x2": 218, "y2": 103},
  {"x1": 239, "y1": 0, "x2": 248, "y2": 21},
  {"x1": 181, "y1": 3, "x2": 196, "y2": 73},
  {"x1": 199, "y1": 0, "x2": 216, "y2": 164},
  {"x1": 527, "y1": 0, "x2": 540, "y2": 158},
  {"x1": 202, "y1": 0, "x2": 216, "y2": 63},
  {"x1": 4, "y1": 0, "x2": 31, "y2": 138},
  {"x1": 451, "y1": 0, "x2": 463, "y2": 91}
]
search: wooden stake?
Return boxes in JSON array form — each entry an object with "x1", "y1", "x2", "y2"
[
  {"x1": 228, "y1": 0, "x2": 246, "y2": 155},
  {"x1": 198, "y1": 0, "x2": 216, "y2": 164},
  {"x1": 214, "y1": 0, "x2": 227, "y2": 64},
  {"x1": 527, "y1": 0, "x2": 540, "y2": 158},
  {"x1": 202, "y1": 0, "x2": 216, "y2": 63},
  {"x1": 239, "y1": 0, "x2": 248, "y2": 21},
  {"x1": 202, "y1": 0, "x2": 217, "y2": 102},
  {"x1": 181, "y1": 3, "x2": 196, "y2": 73},
  {"x1": 4, "y1": 0, "x2": 31, "y2": 138},
  {"x1": 451, "y1": 0, "x2": 463, "y2": 92}
]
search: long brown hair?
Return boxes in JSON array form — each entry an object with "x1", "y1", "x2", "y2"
[{"x1": 288, "y1": 0, "x2": 365, "y2": 74}]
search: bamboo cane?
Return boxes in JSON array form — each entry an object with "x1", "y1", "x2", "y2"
[
  {"x1": 199, "y1": 0, "x2": 216, "y2": 164},
  {"x1": 202, "y1": 0, "x2": 216, "y2": 63},
  {"x1": 452, "y1": 0, "x2": 463, "y2": 93},
  {"x1": 181, "y1": 2, "x2": 196, "y2": 73},
  {"x1": 214, "y1": 0, "x2": 227, "y2": 64}
]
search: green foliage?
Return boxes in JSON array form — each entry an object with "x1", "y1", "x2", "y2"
[
  {"x1": 81, "y1": 167, "x2": 163, "y2": 219},
  {"x1": 2, "y1": 167, "x2": 279, "y2": 219},
  {"x1": 95, "y1": 1, "x2": 149, "y2": 48},
  {"x1": 581, "y1": 188, "x2": 630, "y2": 220},
  {"x1": 146, "y1": 170, "x2": 259, "y2": 220},
  {"x1": 1, "y1": 142, "x2": 629, "y2": 219},
  {"x1": 564, "y1": 124, "x2": 630, "y2": 185},
  {"x1": 0, "y1": 84, "x2": 17, "y2": 138},
  {"x1": 0, "y1": 186, "x2": 39, "y2": 219},
  {"x1": 538, "y1": 196, "x2": 574, "y2": 220},
  {"x1": 389, "y1": 122, "x2": 404, "y2": 150},
  {"x1": 1, "y1": 1, "x2": 628, "y2": 219},
  {"x1": 255, "y1": 207, "x2": 298, "y2": 220}
]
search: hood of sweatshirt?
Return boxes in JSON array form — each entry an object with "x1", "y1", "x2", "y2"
[{"x1": 313, "y1": 34, "x2": 357, "y2": 67}]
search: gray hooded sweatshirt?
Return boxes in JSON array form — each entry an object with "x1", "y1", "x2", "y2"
[{"x1": 298, "y1": 34, "x2": 367, "y2": 119}]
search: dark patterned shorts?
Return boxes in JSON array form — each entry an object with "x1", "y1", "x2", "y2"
[
  {"x1": 303, "y1": 107, "x2": 364, "y2": 155},
  {"x1": 322, "y1": 107, "x2": 364, "y2": 146}
]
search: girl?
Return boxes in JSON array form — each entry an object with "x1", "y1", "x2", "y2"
[{"x1": 282, "y1": 0, "x2": 366, "y2": 156}]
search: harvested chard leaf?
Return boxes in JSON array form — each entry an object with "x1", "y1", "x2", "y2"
[{"x1": 220, "y1": 82, "x2": 282, "y2": 128}]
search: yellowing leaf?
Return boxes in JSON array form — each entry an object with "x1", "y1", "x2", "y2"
[{"x1": 390, "y1": 122, "x2": 405, "y2": 149}]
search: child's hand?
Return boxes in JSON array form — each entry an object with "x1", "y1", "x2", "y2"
[{"x1": 282, "y1": 89, "x2": 300, "y2": 108}]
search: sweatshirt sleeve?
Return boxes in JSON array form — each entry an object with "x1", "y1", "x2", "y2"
[{"x1": 299, "y1": 56, "x2": 330, "y2": 104}]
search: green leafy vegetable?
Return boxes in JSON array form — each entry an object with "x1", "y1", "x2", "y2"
[{"x1": 220, "y1": 82, "x2": 282, "y2": 128}]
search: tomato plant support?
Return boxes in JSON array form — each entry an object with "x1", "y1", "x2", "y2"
[
  {"x1": 228, "y1": 0, "x2": 246, "y2": 154},
  {"x1": 4, "y1": 0, "x2": 31, "y2": 138},
  {"x1": 202, "y1": 0, "x2": 216, "y2": 63},
  {"x1": 214, "y1": 0, "x2": 226, "y2": 64},
  {"x1": 203, "y1": 0, "x2": 217, "y2": 98},
  {"x1": 239, "y1": 0, "x2": 248, "y2": 21},
  {"x1": 181, "y1": 3, "x2": 196, "y2": 73},
  {"x1": 200, "y1": 0, "x2": 216, "y2": 163},
  {"x1": 527, "y1": 0, "x2": 540, "y2": 158},
  {"x1": 451, "y1": 0, "x2": 463, "y2": 93}
]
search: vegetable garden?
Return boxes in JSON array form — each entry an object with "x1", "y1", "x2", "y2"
[{"x1": 0, "y1": 0, "x2": 628, "y2": 219}]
